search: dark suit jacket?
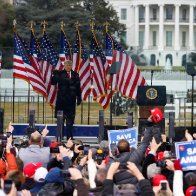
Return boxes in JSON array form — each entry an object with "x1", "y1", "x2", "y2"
[{"x1": 51, "y1": 69, "x2": 81, "y2": 117}]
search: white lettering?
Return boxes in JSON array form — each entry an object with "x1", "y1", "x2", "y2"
[
  {"x1": 187, "y1": 148, "x2": 196, "y2": 155},
  {"x1": 181, "y1": 156, "x2": 196, "y2": 164}
]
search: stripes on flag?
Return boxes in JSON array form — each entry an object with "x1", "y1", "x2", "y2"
[
  {"x1": 79, "y1": 44, "x2": 91, "y2": 101},
  {"x1": 40, "y1": 32, "x2": 59, "y2": 106},
  {"x1": 56, "y1": 30, "x2": 72, "y2": 71},
  {"x1": 90, "y1": 33, "x2": 108, "y2": 99},
  {"x1": 112, "y1": 38, "x2": 147, "y2": 99},
  {"x1": 29, "y1": 30, "x2": 47, "y2": 97},
  {"x1": 13, "y1": 32, "x2": 47, "y2": 97},
  {"x1": 13, "y1": 32, "x2": 29, "y2": 82},
  {"x1": 72, "y1": 30, "x2": 81, "y2": 73}
]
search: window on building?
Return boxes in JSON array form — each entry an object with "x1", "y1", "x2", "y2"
[
  {"x1": 139, "y1": 6, "x2": 145, "y2": 22},
  {"x1": 182, "y1": 9, "x2": 187, "y2": 20},
  {"x1": 121, "y1": 8, "x2": 127, "y2": 20},
  {"x1": 166, "y1": 31, "x2": 172, "y2": 47},
  {"x1": 152, "y1": 31, "x2": 156, "y2": 46},
  {"x1": 182, "y1": 31, "x2": 186, "y2": 47},
  {"x1": 139, "y1": 31, "x2": 144, "y2": 47},
  {"x1": 152, "y1": 8, "x2": 157, "y2": 20},
  {"x1": 166, "y1": 7, "x2": 173, "y2": 20},
  {"x1": 120, "y1": 31, "x2": 127, "y2": 45}
]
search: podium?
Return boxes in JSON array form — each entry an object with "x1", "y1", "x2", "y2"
[{"x1": 137, "y1": 86, "x2": 167, "y2": 134}]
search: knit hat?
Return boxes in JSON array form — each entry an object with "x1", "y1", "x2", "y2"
[
  {"x1": 34, "y1": 167, "x2": 48, "y2": 182},
  {"x1": 152, "y1": 174, "x2": 167, "y2": 186},
  {"x1": 45, "y1": 167, "x2": 64, "y2": 184},
  {"x1": 147, "y1": 163, "x2": 161, "y2": 179},
  {"x1": 23, "y1": 162, "x2": 42, "y2": 178},
  {"x1": 99, "y1": 140, "x2": 109, "y2": 152},
  {"x1": 186, "y1": 186, "x2": 196, "y2": 196}
]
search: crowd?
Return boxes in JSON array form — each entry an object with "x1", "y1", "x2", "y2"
[{"x1": 0, "y1": 108, "x2": 196, "y2": 196}]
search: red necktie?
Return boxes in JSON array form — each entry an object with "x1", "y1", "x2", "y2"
[{"x1": 67, "y1": 72, "x2": 71, "y2": 79}]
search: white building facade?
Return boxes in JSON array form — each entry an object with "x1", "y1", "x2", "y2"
[{"x1": 109, "y1": 0, "x2": 196, "y2": 67}]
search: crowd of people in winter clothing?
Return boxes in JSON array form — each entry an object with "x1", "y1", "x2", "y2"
[{"x1": 0, "y1": 108, "x2": 196, "y2": 196}]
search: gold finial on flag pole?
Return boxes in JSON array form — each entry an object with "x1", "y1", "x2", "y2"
[
  {"x1": 41, "y1": 20, "x2": 48, "y2": 33},
  {"x1": 30, "y1": 20, "x2": 36, "y2": 30},
  {"x1": 103, "y1": 21, "x2": 110, "y2": 33},
  {"x1": 13, "y1": 19, "x2": 17, "y2": 31},
  {"x1": 60, "y1": 21, "x2": 65, "y2": 30},
  {"x1": 90, "y1": 18, "x2": 95, "y2": 32},
  {"x1": 75, "y1": 21, "x2": 80, "y2": 30}
]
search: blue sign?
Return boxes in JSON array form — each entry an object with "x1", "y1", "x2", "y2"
[
  {"x1": 108, "y1": 127, "x2": 138, "y2": 149},
  {"x1": 175, "y1": 140, "x2": 196, "y2": 171}
]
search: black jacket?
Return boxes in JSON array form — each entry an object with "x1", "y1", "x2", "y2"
[
  {"x1": 51, "y1": 69, "x2": 81, "y2": 117},
  {"x1": 108, "y1": 128, "x2": 153, "y2": 185}
]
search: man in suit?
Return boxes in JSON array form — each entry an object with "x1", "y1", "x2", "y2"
[{"x1": 51, "y1": 60, "x2": 81, "y2": 139}]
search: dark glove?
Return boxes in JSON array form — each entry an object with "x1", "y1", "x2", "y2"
[
  {"x1": 77, "y1": 98, "x2": 82, "y2": 106},
  {"x1": 52, "y1": 70, "x2": 59, "y2": 76}
]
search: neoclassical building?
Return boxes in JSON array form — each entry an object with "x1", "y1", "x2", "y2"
[{"x1": 109, "y1": 0, "x2": 196, "y2": 67}]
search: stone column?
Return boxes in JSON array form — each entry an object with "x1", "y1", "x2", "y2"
[
  {"x1": 174, "y1": 4, "x2": 180, "y2": 50},
  {"x1": 144, "y1": 4, "x2": 150, "y2": 49},
  {"x1": 158, "y1": 4, "x2": 164, "y2": 51},
  {"x1": 134, "y1": 5, "x2": 139, "y2": 47},
  {"x1": 189, "y1": 5, "x2": 194, "y2": 50}
]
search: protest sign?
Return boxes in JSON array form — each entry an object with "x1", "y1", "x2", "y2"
[
  {"x1": 175, "y1": 140, "x2": 196, "y2": 171},
  {"x1": 108, "y1": 127, "x2": 138, "y2": 149}
]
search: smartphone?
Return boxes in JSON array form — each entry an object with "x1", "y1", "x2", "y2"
[
  {"x1": 78, "y1": 145, "x2": 84, "y2": 150},
  {"x1": 4, "y1": 179, "x2": 12, "y2": 194},
  {"x1": 160, "y1": 180, "x2": 167, "y2": 191},
  {"x1": 110, "y1": 143, "x2": 117, "y2": 151},
  {"x1": 83, "y1": 145, "x2": 90, "y2": 155},
  {"x1": 50, "y1": 147, "x2": 60, "y2": 153}
]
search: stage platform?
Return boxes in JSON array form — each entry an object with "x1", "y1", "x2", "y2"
[{"x1": 12, "y1": 123, "x2": 100, "y2": 145}]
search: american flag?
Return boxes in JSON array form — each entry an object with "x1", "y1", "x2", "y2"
[
  {"x1": 90, "y1": 33, "x2": 108, "y2": 99},
  {"x1": 13, "y1": 32, "x2": 47, "y2": 97},
  {"x1": 79, "y1": 44, "x2": 91, "y2": 101},
  {"x1": 72, "y1": 30, "x2": 81, "y2": 72},
  {"x1": 29, "y1": 30, "x2": 47, "y2": 97},
  {"x1": 56, "y1": 30, "x2": 72, "y2": 71},
  {"x1": 72, "y1": 29, "x2": 91, "y2": 101},
  {"x1": 13, "y1": 32, "x2": 29, "y2": 81},
  {"x1": 90, "y1": 32, "x2": 112, "y2": 109},
  {"x1": 105, "y1": 32, "x2": 113, "y2": 66},
  {"x1": 40, "y1": 32, "x2": 59, "y2": 106},
  {"x1": 113, "y1": 38, "x2": 147, "y2": 99}
]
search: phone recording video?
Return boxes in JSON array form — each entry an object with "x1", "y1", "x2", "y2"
[
  {"x1": 160, "y1": 180, "x2": 167, "y2": 191},
  {"x1": 4, "y1": 180, "x2": 13, "y2": 194}
]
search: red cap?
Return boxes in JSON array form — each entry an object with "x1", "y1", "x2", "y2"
[
  {"x1": 50, "y1": 142, "x2": 60, "y2": 148},
  {"x1": 23, "y1": 162, "x2": 42, "y2": 178},
  {"x1": 186, "y1": 186, "x2": 196, "y2": 196},
  {"x1": 157, "y1": 152, "x2": 164, "y2": 160},
  {"x1": 150, "y1": 108, "x2": 163, "y2": 123},
  {"x1": 153, "y1": 174, "x2": 167, "y2": 186}
]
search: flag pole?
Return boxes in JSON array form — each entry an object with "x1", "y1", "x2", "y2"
[
  {"x1": 87, "y1": 19, "x2": 96, "y2": 125},
  {"x1": 41, "y1": 20, "x2": 48, "y2": 124},
  {"x1": 12, "y1": 19, "x2": 17, "y2": 123},
  {"x1": 75, "y1": 21, "x2": 84, "y2": 124}
]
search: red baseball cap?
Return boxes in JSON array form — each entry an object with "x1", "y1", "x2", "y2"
[
  {"x1": 150, "y1": 108, "x2": 163, "y2": 123},
  {"x1": 23, "y1": 162, "x2": 42, "y2": 178},
  {"x1": 153, "y1": 174, "x2": 167, "y2": 186}
]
